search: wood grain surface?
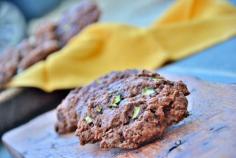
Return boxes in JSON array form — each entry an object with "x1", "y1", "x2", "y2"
[{"x1": 2, "y1": 74, "x2": 236, "y2": 158}]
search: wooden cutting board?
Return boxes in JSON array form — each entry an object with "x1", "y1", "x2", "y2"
[{"x1": 2, "y1": 74, "x2": 236, "y2": 158}]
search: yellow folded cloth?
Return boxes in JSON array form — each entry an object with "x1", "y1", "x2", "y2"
[{"x1": 9, "y1": 0, "x2": 236, "y2": 92}]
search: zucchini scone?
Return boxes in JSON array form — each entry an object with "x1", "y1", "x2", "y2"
[{"x1": 56, "y1": 70, "x2": 189, "y2": 149}]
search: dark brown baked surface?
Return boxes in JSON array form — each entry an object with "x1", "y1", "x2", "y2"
[
  {"x1": 0, "y1": 0, "x2": 100, "y2": 88},
  {"x1": 55, "y1": 88, "x2": 81, "y2": 134},
  {"x1": 55, "y1": 69, "x2": 189, "y2": 149},
  {"x1": 56, "y1": 0, "x2": 100, "y2": 46},
  {"x1": 0, "y1": 48, "x2": 20, "y2": 87}
]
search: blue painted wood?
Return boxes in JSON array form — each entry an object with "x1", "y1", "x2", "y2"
[{"x1": 158, "y1": 37, "x2": 236, "y2": 84}]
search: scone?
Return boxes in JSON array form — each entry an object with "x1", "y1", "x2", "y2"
[{"x1": 56, "y1": 70, "x2": 190, "y2": 149}]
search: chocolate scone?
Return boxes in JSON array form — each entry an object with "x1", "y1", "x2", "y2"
[
  {"x1": 56, "y1": 0, "x2": 100, "y2": 46},
  {"x1": 55, "y1": 70, "x2": 189, "y2": 149},
  {"x1": 0, "y1": 0, "x2": 100, "y2": 88}
]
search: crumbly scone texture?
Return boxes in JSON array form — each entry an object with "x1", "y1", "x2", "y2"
[
  {"x1": 55, "y1": 88, "x2": 81, "y2": 134},
  {"x1": 55, "y1": 69, "x2": 190, "y2": 149}
]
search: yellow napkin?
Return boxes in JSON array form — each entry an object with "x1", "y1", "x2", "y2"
[{"x1": 9, "y1": 0, "x2": 236, "y2": 92}]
